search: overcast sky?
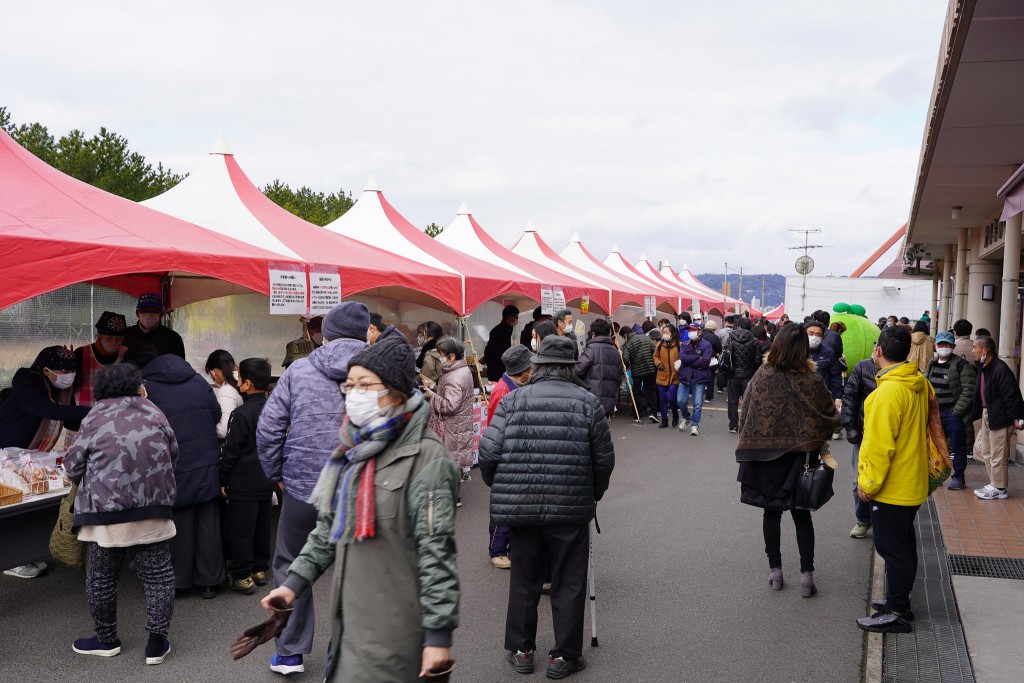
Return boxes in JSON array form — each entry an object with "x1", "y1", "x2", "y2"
[{"x1": 2, "y1": 1, "x2": 944, "y2": 278}]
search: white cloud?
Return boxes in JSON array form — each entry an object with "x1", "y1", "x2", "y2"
[{"x1": 1, "y1": 0, "x2": 944, "y2": 278}]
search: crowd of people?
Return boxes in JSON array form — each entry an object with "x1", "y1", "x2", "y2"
[{"x1": 2, "y1": 293, "x2": 1023, "y2": 677}]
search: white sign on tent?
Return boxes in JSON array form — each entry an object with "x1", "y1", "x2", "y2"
[
  {"x1": 269, "y1": 264, "x2": 308, "y2": 315},
  {"x1": 552, "y1": 286, "x2": 566, "y2": 311},
  {"x1": 309, "y1": 265, "x2": 342, "y2": 316},
  {"x1": 644, "y1": 295, "x2": 656, "y2": 318},
  {"x1": 540, "y1": 286, "x2": 554, "y2": 315}
]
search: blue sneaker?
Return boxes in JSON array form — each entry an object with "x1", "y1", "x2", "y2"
[
  {"x1": 271, "y1": 653, "x2": 305, "y2": 675},
  {"x1": 72, "y1": 635, "x2": 121, "y2": 657},
  {"x1": 145, "y1": 635, "x2": 171, "y2": 665}
]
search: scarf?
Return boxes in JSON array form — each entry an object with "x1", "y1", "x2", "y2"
[
  {"x1": 308, "y1": 392, "x2": 424, "y2": 544},
  {"x1": 416, "y1": 338, "x2": 437, "y2": 371}
]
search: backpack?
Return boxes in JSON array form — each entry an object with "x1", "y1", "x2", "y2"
[{"x1": 720, "y1": 342, "x2": 734, "y2": 375}]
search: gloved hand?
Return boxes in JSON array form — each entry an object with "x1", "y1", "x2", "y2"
[{"x1": 230, "y1": 597, "x2": 292, "y2": 660}]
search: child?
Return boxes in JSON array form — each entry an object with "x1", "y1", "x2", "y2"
[{"x1": 219, "y1": 358, "x2": 275, "y2": 594}]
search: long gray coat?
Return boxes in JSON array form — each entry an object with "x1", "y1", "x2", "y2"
[
  {"x1": 428, "y1": 360, "x2": 475, "y2": 469},
  {"x1": 283, "y1": 403, "x2": 460, "y2": 683}
]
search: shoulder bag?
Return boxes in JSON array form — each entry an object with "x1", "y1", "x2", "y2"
[{"x1": 793, "y1": 452, "x2": 834, "y2": 511}]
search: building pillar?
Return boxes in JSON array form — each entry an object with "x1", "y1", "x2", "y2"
[
  {"x1": 954, "y1": 228, "x2": 969, "y2": 322},
  {"x1": 966, "y1": 226, "x2": 1001, "y2": 337},
  {"x1": 941, "y1": 245, "x2": 954, "y2": 333},
  {"x1": 998, "y1": 212, "x2": 1022, "y2": 368},
  {"x1": 930, "y1": 267, "x2": 940, "y2": 335}
]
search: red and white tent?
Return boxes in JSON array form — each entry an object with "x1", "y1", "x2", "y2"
[
  {"x1": 559, "y1": 235, "x2": 678, "y2": 313},
  {"x1": 0, "y1": 129, "x2": 299, "y2": 310},
  {"x1": 142, "y1": 137, "x2": 462, "y2": 312},
  {"x1": 511, "y1": 225, "x2": 645, "y2": 314},
  {"x1": 436, "y1": 203, "x2": 607, "y2": 311},
  {"x1": 629, "y1": 255, "x2": 720, "y2": 314},
  {"x1": 667, "y1": 264, "x2": 759, "y2": 316},
  {"x1": 324, "y1": 178, "x2": 533, "y2": 315},
  {"x1": 764, "y1": 304, "x2": 786, "y2": 321}
]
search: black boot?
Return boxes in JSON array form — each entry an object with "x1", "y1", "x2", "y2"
[
  {"x1": 671, "y1": 411, "x2": 679, "y2": 428},
  {"x1": 658, "y1": 419, "x2": 669, "y2": 429}
]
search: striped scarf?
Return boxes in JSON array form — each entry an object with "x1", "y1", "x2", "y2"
[{"x1": 309, "y1": 392, "x2": 423, "y2": 544}]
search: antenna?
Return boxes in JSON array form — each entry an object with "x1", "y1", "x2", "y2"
[{"x1": 787, "y1": 228, "x2": 829, "y2": 314}]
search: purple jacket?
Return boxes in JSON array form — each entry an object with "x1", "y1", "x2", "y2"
[
  {"x1": 257, "y1": 338, "x2": 366, "y2": 501},
  {"x1": 678, "y1": 336, "x2": 713, "y2": 385},
  {"x1": 65, "y1": 396, "x2": 178, "y2": 529}
]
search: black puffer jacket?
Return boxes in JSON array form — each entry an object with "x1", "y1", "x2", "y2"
[
  {"x1": 220, "y1": 393, "x2": 275, "y2": 501},
  {"x1": 726, "y1": 328, "x2": 761, "y2": 379},
  {"x1": 841, "y1": 358, "x2": 877, "y2": 444},
  {"x1": 972, "y1": 358, "x2": 1024, "y2": 429},
  {"x1": 143, "y1": 355, "x2": 222, "y2": 507},
  {"x1": 621, "y1": 332, "x2": 656, "y2": 378},
  {"x1": 575, "y1": 336, "x2": 624, "y2": 415},
  {"x1": 479, "y1": 374, "x2": 615, "y2": 526}
]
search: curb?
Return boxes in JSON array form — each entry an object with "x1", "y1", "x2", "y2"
[{"x1": 862, "y1": 549, "x2": 885, "y2": 683}]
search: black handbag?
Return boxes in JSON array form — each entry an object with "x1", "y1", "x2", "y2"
[{"x1": 793, "y1": 452, "x2": 834, "y2": 511}]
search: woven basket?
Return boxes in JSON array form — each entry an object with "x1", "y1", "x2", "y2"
[
  {"x1": 0, "y1": 482, "x2": 23, "y2": 507},
  {"x1": 49, "y1": 484, "x2": 86, "y2": 570}
]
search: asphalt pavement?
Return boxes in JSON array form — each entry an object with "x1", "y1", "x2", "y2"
[{"x1": 0, "y1": 404, "x2": 873, "y2": 682}]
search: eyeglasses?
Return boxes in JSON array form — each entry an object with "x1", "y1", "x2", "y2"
[{"x1": 341, "y1": 381, "x2": 386, "y2": 395}]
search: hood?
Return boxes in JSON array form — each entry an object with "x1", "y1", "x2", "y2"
[
  {"x1": 730, "y1": 328, "x2": 756, "y2": 344},
  {"x1": 441, "y1": 358, "x2": 469, "y2": 375},
  {"x1": 587, "y1": 336, "x2": 615, "y2": 348},
  {"x1": 12, "y1": 367, "x2": 46, "y2": 388},
  {"x1": 911, "y1": 331, "x2": 929, "y2": 345},
  {"x1": 143, "y1": 354, "x2": 198, "y2": 385},
  {"x1": 876, "y1": 361, "x2": 930, "y2": 393},
  {"x1": 375, "y1": 325, "x2": 406, "y2": 345},
  {"x1": 307, "y1": 337, "x2": 365, "y2": 382}
]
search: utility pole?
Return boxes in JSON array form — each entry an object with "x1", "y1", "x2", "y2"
[
  {"x1": 761, "y1": 275, "x2": 765, "y2": 313},
  {"x1": 739, "y1": 267, "x2": 744, "y2": 311},
  {"x1": 788, "y1": 228, "x2": 825, "y2": 318}
]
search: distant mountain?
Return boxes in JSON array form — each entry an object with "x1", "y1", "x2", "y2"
[{"x1": 694, "y1": 273, "x2": 786, "y2": 309}]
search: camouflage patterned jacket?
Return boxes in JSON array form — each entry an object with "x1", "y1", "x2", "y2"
[{"x1": 64, "y1": 396, "x2": 179, "y2": 529}]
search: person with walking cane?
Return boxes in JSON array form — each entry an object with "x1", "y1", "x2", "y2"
[{"x1": 480, "y1": 335, "x2": 615, "y2": 680}]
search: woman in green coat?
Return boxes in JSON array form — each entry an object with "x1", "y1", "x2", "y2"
[{"x1": 262, "y1": 338, "x2": 460, "y2": 682}]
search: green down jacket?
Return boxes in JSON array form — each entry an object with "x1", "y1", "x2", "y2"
[
  {"x1": 283, "y1": 401, "x2": 460, "y2": 683},
  {"x1": 620, "y1": 332, "x2": 656, "y2": 378},
  {"x1": 925, "y1": 354, "x2": 977, "y2": 439}
]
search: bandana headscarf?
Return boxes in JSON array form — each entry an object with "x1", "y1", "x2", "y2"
[
  {"x1": 31, "y1": 346, "x2": 76, "y2": 372},
  {"x1": 308, "y1": 391, "x2": 424, "y2": 544}
]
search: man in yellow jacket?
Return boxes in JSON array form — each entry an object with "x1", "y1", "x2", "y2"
[{"x1": 855, "y1": 325, "x2": 931, "y2": 634}]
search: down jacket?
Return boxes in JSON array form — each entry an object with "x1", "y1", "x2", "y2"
[
  {"x1": 925, "y1": 354, "x2": 976, "y2": 430},
  {"x1": 725, "y1": 328, "x2": 762, "y2": 380},
  {"x1": 678, "y1": 336, "x2": 713, "y2": 385},
  {"x1": 654, "y1": 340, "x2": 680, "y2": 386},
  {"x1": 64, "y1": 396, "x2": 178, "y2": 528},
  {"x1": 840, "y1": 358, "x2": 878, "y2": 444},
  {"x1": 575, "y1": 336, "x2": 624, "y2": 415},
  {"x1": 810, "y1": 345, "x2": 844, "y2": 400},
  {"x1": 479, "y1": 374, "x2": 615, "y2": 527},
  {"x1": 143, "y1": 355, "x2": 221, "y2": 508},
  {"x1": 620, "y1": 332, "x2": 656, "y2": 378},
  {"x1": 220, "y1": 393, "x2": 275, "y2": 501},
  {"x1": 428, "y1": 359, "x2": 475, "y2": 469},
  {"x1": 258, "y1": 339, "x2": 365, "y2": 502}
]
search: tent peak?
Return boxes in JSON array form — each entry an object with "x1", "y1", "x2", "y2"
[
  {"x1": 364, "y1": 174, "x2": 382, "y2": 192},
  {"x1": 611, "y1": 244, "x2": 620, "y2": 253},
  {"x1": 524, "y1": 220, "x2": 537, "y2": 233},
  {"x1": 661, "y1": 260, "x2": 672, "y2": 268},
  {"x1": 457, "y1": 201, "x2": 471, "y2": 216},
  {"x1": 681, "y1": 262, "x2": 690, "y2": 270},
  {"x1": 209, "y1": 133, "x2": 233, "y2": 156},
  {"x1": 570, "y1": 231, "x2": 582, "y2": 243},
  {"x1": 639, "y1": 252, "x2": 648, "y2": 261}
]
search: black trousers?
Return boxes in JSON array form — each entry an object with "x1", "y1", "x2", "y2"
[
  {"x1": 506, "y1": 525, "x2": 589, "y2": 660},
  {"x1": 706, "y1": 367, "x2": 717, "y2": 400},
  {"x1": 763, "y1": 508, "x2": 815, "y2": 572},
  {"x1": 633, "y1": 374, "x2": 658, "y2": 418},
  {"x1": 226, "y1": 498, "x2": 273, "y2": 579},
  {"x1": 169, "y1": 499, "x2": 226, "y2": 589},
  {"x1": 727, "y1": 377, "x2": 751, "y2": 430},
  {"x1": 871, "y1": 501, "x2": 920, "y2": 613}
]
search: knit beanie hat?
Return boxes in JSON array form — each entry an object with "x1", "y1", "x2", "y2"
[
  {"x1": 95, "y1": 311, "x2": 128, "y2": 336},
  {"x1": 321, "y1": 302, "x2": 370, "y2": 342},
  {"x1": 348, "y1": 336, "x2": 417, "y2": 396}
]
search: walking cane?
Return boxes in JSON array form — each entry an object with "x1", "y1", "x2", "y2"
[
  {"x1": 618, "y1": 347, "x2": 641, "y2": 423},
  {"x1": 588, "y1": 515, "x2": 601, "y2": 647}
]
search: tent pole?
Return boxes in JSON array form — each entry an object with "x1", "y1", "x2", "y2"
[{"x1": 459, "y1": 315, "x2": 489, "y2": 401}]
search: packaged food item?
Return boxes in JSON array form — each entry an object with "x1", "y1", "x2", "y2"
[{"x1": 16, "y1": 454, "x2": 49, "y2": 495}]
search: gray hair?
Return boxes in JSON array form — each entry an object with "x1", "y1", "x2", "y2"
[
  {"x1": 435, "y1": 337, "x2": 465, "y2": 360},
  {"x1": 975, "y1": 335, "x2": 996, "y2": 354},
  {"x1": 554, "y1": 308, "x2": 572, "y2": 323}
]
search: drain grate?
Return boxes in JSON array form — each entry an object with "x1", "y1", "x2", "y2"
[{"x1": 948, "y1": 554, "x2": 1024, "y2": 580}]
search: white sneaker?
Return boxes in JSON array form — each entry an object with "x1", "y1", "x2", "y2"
[
  {"x1": 679, "y1": 418, "x2": 691, "y2": 432},
  {"x1": 975, "y1": 486, "x2": 1008, "y2": 500},
  {"x1": 4, "y1": 563, "x2": 43, "y2": 579},
  {"x1": 690, "y1": 425, "x2": 699, "y2": 436},
  {"x1": 973, "y1": 484, "x2": 997, "y2": 495}
]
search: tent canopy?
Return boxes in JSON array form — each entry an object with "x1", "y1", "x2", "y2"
[
  {"x1": 142, "y1": 138, "x2": 462, "y2": 312},
  {"x1": 764, "y1": 303, "x2": 786, "y2": 321},
  {"x1": 560, "y1": 234, "x2": 678, "y2": 313},
  {"x1": 671, "y1": 264, "x2": 758, "y2": 316},
  {"x1": 0, "y1": 129, "x2": 298, "y2": 311},
  {"x1": 437, "y1": 203, "x2": 607, "y2": 311},
  {"x1": 324, "y1": 178, "x2": 535, "y2": 315},
  {"x1": 626, "y1": 253, "x2": 719, "y2": 314}
]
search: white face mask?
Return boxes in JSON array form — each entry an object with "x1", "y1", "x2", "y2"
[
  {"x1": 688, "y1": 331, "x2": 699, "y2": 341},
  {"x1": 937, "y1": 347, "x2": 953, "y2": 358},
  {"x1": 137, "y1": 313, "x2": 161, "y2": 331},
  {"x1": 979, "y1": 353, "x2": 987, "y2": 365},
  {"x1": 232, "y1": 370, "x2": 241, "y2": 383},
  {"x1": 47, "y1": 369, "x2": 75, "y2": 389},
  {"x1": 345, "y1": 389, "x2": 389, "y2": 427},
  {"x1": 661, "y1": 333, "x2": 671, "y2": 341},
  {"x1": 531, "y1": 338, "x2": 538, "y2": 351},
  {"x1": 808, "y1": 335, "x2": 822, "y2": 350}
]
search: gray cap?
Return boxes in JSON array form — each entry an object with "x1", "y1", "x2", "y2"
[
  {"x1": 531, "y1": 336, "x2": 577, "y2": 365},
  {"x1": 502, "y1": 344, "x2": 532, "y2": 375}
]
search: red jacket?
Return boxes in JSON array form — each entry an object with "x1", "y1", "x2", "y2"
[{"x1": 487, "y1": 375, "x2": 518, "y2": 423}]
